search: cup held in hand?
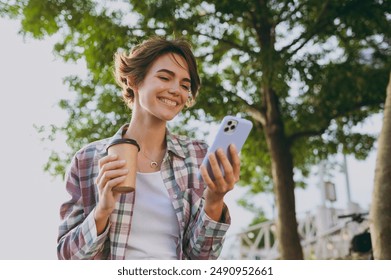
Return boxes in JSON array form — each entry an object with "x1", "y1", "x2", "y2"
[{"x1": 106, "y1": 138, "x2": 140, "y2": 193}]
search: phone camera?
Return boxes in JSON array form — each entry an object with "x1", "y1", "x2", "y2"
[{"x1": 224, "y1": 119, "x2": 237, "y2": 133}]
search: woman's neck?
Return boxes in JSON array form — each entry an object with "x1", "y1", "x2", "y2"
[
  {"x1": 123, "y1": 114, "x2": 167, "y2": 153},
  {"x1": 123, "y1": 115, "x2": 167, "y2": 173}
]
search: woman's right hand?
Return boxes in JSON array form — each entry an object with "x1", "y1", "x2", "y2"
[{"x1": 94, "y1": 154, "x2": 129, "y2": 234}]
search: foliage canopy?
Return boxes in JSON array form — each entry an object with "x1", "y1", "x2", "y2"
[{"x1": 2, "y1": 0, "x2": 388, "y2": 186}]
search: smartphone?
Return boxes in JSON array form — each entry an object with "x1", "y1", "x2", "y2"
[{"x1": 199, "y1": 116, "x2": 253, "y2": 181}]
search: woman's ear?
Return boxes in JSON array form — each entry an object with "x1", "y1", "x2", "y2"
[{"x1": 126, "y1": 76, "x2": 136, "y2": 90}]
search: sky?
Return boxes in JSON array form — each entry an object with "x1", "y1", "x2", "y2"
[{"x1": 0, "y1": 17, "x2": 383, "y2": 260}]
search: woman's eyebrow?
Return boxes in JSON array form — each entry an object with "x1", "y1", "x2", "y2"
[{"x1": 156, "y1": 69, "x2": 191, "y2": 83}]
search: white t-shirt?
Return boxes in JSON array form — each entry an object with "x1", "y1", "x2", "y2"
[{"x1": 125, "y1": 171, "x2": 179, "y2": 259}]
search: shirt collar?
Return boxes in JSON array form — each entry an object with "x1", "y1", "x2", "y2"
[
  {"x1": 165, "y1": 129, "x2": 186, "y2": 159},
  {"x1": 103, "y1": 124, "x2": 128, "y2": 154}
]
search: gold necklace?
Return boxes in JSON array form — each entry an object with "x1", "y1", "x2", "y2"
[{"x1": 141, "y1": 150, "x2": 162, "y2": 169}]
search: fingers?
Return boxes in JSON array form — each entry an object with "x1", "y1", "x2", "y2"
[
  {"x1": 208, "y1": 150, "x2": 226, "y2": 186},
  {"x1": 202, "y1": 144, "x2": 241, "y2": 196},
  {"x1": 215, "y1": 148, "x2": 235, "y2": 185},
  {"x1": 101, "y1": 174, "x2": 128, "y2": 194},
  {"x1": 98, "y1": 154, "x2": 118, "y2": 168},
  {"x1": 97, "y1": 168, "x2": 129, "y2": 190},
  {"x1": 96, "y1": 154, "x2": 128, "y2": 191},
  {"x1": 229, "y1": 144, "x2": 241, "y2": 182},
  {"x1": 213, "y1": 145, "x2": 240, "y2": 185},
  {"x1": 200, "y1": 165, "x2": 215, "y2": 189}
]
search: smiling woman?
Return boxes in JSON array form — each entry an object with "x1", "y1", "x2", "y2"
[
  {"x1": 57, "y1": 36, "x2": 242, "y2": 260},
  {"x1": 114, "y1": 36, "x2": 200, "y2": 108},
  {"x1": 123, "y1": 53, "x2": 193, "y2": 122},
  {"x1": 0, "y1": 17, "x2": 380, "y2": 262}
]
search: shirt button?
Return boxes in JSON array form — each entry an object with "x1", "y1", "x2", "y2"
[{"x1": 173, "y1": 194, "x2": 178, "y2": 199}]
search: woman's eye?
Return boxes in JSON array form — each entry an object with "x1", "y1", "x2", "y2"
[
  {"x1": 159, "y1": 76, "x2": 169, "y2": 81},
  {"x1": 181, "y1": 85, "x2": 190, "y2": 91}
]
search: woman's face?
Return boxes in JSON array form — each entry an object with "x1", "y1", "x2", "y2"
[{"x1": 133, "y1": 52, "x2": 191, "y2": 121}]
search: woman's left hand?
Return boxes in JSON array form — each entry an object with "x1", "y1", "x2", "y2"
[{"x1": 200, "y1": 144, "x2": 240, "y2": 221}]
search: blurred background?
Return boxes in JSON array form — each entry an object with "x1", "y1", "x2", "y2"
[{"x1": 0, "y1": 0, "x2": 388, "y2": 260}]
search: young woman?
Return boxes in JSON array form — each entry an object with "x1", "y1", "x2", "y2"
[{"x1": 57, "y1": 36, "x2": 241, "y2": 260}]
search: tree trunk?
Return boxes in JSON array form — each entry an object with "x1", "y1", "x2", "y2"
[
  {"x1": 370, "y1": 72, "x2": 391, "y2": 259},
  {"x1": 263, "y1": 87, "x2": 304, "y2": 259},
  {"x1": 254, "y1": 0, "x2": 303, "y2": 259}
]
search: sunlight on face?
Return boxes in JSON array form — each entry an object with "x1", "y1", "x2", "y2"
[{"x1": 134, "y1": 53, "x2": 191, "y2": 121}]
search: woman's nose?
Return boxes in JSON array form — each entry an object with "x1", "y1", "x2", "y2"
[{"x1": 168, "y1": 84, "x2": 180, "y2": 95}]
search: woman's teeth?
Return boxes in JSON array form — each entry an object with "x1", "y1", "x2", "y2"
[{"x1": 159, "y1": 98, "x2": 177, "y2": 107}]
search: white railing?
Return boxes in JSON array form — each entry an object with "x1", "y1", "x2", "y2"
[{"x1": 221, "y1": 207, "x2": 369, "y2": 260}]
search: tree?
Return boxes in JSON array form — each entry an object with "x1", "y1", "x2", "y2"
[
  {"x1": 371, "y1": 72, "x2": 391, "y2": 260},
  {"x1": 1, "y1": 0, "x2": 390, "y2": 259}
]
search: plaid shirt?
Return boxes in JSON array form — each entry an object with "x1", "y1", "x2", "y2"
[{"x1": 57, "y1": 125, "x2": 231, "y2": 260}]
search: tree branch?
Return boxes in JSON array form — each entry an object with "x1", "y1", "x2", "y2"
[
  {"x1": 275, "y1": 0, "x2": 293, "y2": 22},
  {"x1": 247, "y1": 105, "x2": 267, "y2": 126},
  {"x1": 255, "y1": 0, "x2": 274, "y2": 49},
  {"x1": 196, "y1": 51, "x2": 215, "y2": 59},
  {"x1": 233, "y1": 93, "x2": 267, "y2": 126},
  {"x1": 279, "y1": 0, "x2": 331, "y2": 56},
  {"x1": 277, "y1": 0, "x2": 306, "y2": 24},
  {"x1": 288, "y1": 98, "x2": 384, "y2": 143},
  {"x1": 288, "y1": 127, "x2": 328, "y2": 143},
  {"x1": 191, "y1": 30, "x2": 257, "y2": 56},
  {"x1": 248, "y1": 9, "x2": 263, "y2": 48}
]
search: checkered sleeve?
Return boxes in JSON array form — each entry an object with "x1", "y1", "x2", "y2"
[
  {"x1": 57, "y1": 153, "x2": 110, "y2": 260},
  {"x1": 184, "y1": 199, "x2": 231, "y2": 259},
  {"x1": 183, "y1": 140, "x2": 231, "y2": 259}
]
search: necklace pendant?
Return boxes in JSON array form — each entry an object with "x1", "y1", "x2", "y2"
[{"x1": 150, "y1": 161, "x2": 158, "y2": 168}]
